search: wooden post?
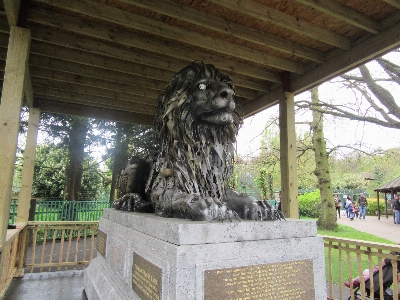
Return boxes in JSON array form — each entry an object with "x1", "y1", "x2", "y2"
[
  {"x1": 279, "y1": 91, "x2": 298, "y2": 218},
  {"x1": 385, "y1": 192, "x2": 388, "y2": 219},
  {"x1": 0, "y1": 26, "x2": 31, "y2": 248},
  {"x1": 377, "y1": 191, "x2": 380, "y2": 220},
  {"x1": 17, "y1": 108, "x2": 40, "y2": 223},
  {"x1": 28, "y1": 199, "x2": 37, "y2": 221}
]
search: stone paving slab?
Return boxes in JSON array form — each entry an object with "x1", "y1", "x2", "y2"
[{"x1": 3, "y1": 270, "x2": 87, "y2": 300}]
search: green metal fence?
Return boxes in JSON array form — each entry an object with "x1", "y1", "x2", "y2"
[{"x1": 9, "y1": 200, "x2": 112, "y2": 224}]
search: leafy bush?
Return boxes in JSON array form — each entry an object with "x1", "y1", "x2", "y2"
[
  {"x1": 366, "y1": 198, "x2": 387, "y2": 216},
  {"x1": 298, "y1": 190, "x2": 321, "y2": 218}
]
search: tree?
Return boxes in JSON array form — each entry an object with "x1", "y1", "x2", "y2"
[
  {"x1": 64, "y1": 116, "x2": 89, "y2": 201},
  {"x1": 31, "y1": 144, "x2": 105, "y2": 200},
  {"x1": 295, "y1": 49, "x2": 400, "y2": 130},
  {"x1": 310, "y1": 87, "x2": 336, "y2": 230},
  {"x1": 103, "y1": 122, "x2": 160, "y2": 201}
]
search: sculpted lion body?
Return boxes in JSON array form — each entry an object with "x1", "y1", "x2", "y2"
[{"x1": 115, "y1": 61, "x2": 282, "y2": 221}]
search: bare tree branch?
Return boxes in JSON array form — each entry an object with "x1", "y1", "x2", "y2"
[
  {"x1": 295, "y1": 100, "x2": 400, "y2": 129},
  {"x1": 359, "y1": 65, "x2": 400, "y2": 119}
]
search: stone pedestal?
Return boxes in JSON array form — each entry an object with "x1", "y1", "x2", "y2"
[{"x1": 84, "y1": 209, "x2": 326, "y2": 300}]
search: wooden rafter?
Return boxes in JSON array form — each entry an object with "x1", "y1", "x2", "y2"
[
  {"x1": 295, "y1": 0, "x2": 381, "y2": 34},
  {"x1": 209, "y1": 0, "x2": 352, "y2": 49},
  {"x1": 0, "y1": 0, "x2": 397, "y2": 123}
]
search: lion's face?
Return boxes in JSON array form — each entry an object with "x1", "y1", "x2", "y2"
[{"x1": 190, "y1": 77, "x2": 236, "y2": 126}]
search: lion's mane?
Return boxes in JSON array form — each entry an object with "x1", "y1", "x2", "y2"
[{"x1": 146, "y1": 61, "x2": 243, "y2": 211}]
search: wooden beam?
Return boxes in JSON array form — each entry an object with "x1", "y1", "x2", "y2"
[
  {"x1": 296, "y1": 0, "x2": 381, "y2": 34},
  {"x1": 24, "y1": 64, "x2": 33, "y2": 107},
  {"x1": 33, "y1": 86, "x2": 156, "y2": 114},
  {"x1": 22, "y1": 38, "x2": 268, "y2": 95},
  {"x1": 0, "y1": 26, "x2": 30, "y2": 248},
  {"x1": 30, "y1": 67, "x2": 162, "y2": 99},
  {"x1": 32, "y1": 77, "x2": 158, "y2": 106},
  {"x1": 291, "y1": 21, "x2": 400, "y2": 94},
  {"x1": 14, "y1": 13, "x2": 281, "y2": 83},
  {"x1": 34, "y1": 98, "x2": 155, "y2": 125},
  {"x1": 32, "y1": 1, "x2": 304, "y2": 73},
  {"x1": 17, "y1": 107, "x2": 40, "y2": 223},
  {"x1": 241, "y1": 21, "x2": 400, "y2": 113},
  {"x1": 27, "y1": 55, "x2": 167, "y2": 92},
  {"x1": 381, "y1": 0, "x2": 400, "y2": 9},
  {"x1": 3, "y1": 0, "x2": 20, "y2": 26},
  {"x1": 279, "y1": 92, "x2": 298, "y2": 219},
  {"x1": 241, "y1": 85, "x2": 285, "y2": 117},
  {"x1": 210, "y1": 0, "x2": 351, "y2": 50},
  {"x1": 124, "y1": 0, "x2": 325, "y2": 63}
]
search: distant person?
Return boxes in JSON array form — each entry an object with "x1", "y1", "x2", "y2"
[
  {"x1": 393, "y1": 194, "x2": 400, "y2": 225},
  {"x1": 357, "y1": 193, "x2": 368, "y2": 220},
  {"x1": 353, "y1": 204, "x2": 359, "y2": 219},
  {"x1": 334, "y1": 194, "x2": 341, "y2": 218},
  {"x1": 345, "y1": 196, "x2": 352, "y2": 218}
]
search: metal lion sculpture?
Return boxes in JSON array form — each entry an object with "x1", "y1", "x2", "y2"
[{"x1": 114, "y1": 61, "x2": 284, "y2": 222}]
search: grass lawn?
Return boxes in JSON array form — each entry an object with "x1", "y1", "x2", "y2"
[{"x1": 302, "y1": 217, "x2": 397, "y2": 285}]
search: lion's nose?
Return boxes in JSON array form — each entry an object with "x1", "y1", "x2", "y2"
[{"x1": 220, "y1": 87, "x2": 234, "y2": 100}]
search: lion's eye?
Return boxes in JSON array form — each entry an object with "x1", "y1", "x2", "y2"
[{"x1": 198, "y1": 83, "x2": 207, "y2": 90}]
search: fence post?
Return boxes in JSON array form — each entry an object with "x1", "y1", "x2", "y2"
[
  {"x1": 28, "y1": 199, "x2": 36, "y2": 221},
  {"x1": 27, "y1": 199, "x2": 36, "y2": 245}
]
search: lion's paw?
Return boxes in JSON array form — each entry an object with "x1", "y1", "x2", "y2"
[
  {"x1": 113, "y1": 193, "x2": 154, "y2": 213},
  {"x1": 225, "y1": 189, "x2": 285, "y2": 221},
  {"x1": 160, "y1": 194, "x2": 238, "y2": 222}
]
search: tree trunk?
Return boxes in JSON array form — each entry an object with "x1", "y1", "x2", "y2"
[
  {"x1": 110, "y1": 123, "x2": 123, "y2": 203},
  {"x1": 110, "y1": 123, "x2": 131, "y2": 202},
  {"x1": 311, "y1": 87, "x2": 337, "y2": 230},
  {"x1": 64, "y1": 117, "x2": 89, "y2": 202}
]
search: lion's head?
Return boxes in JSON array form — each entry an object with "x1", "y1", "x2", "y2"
[
  {"x1": 155, "y1": 61, "x2": 242, "y2": 138},
  {"x1": 148, "y1": 61, "x2": 243, "y2": 206}
]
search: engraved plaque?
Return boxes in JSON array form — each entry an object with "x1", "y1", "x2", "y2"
[
  {"x1": 132, "y1": 253, "x2": 162, "y2": 300},
  {"x1": 97, "y1": 229, "x2": 107, "y2": 257},
  {"x1": 204, "y1": 259, "x2": 315, "y2": 300}
]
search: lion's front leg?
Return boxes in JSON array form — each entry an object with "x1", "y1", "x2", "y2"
[{"x1": 225, "y1": 188, "x2": 285, "y2": 221}]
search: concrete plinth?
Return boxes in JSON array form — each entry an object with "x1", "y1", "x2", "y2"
[{"x1": 84, "y1": 209, "x2": 326, "y2": 300}]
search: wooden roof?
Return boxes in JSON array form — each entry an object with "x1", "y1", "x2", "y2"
[
  {"x1": 2, "y1": 0, "x2": 400, "y2": 125},
  {"x1": 375, "y1": 177, "x2": 400, "y2": 193}
]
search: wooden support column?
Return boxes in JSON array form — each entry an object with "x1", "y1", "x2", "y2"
[
  {"x1": 0, "y1": 26, "x2": 31, "y2": 248},
  {"x1": 377, "y1": 191, "x2": 380, "y2": 220},
  {"x1": 279, "y1": 72, "x2": 298, "y2": 218},
  {"x1": 17, "y1": 107, "x2": 40, "y2": 223}
]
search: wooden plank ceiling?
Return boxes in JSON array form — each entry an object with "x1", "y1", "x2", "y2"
[{"x1": 1, "y1": 0, "x2": 400, "y2": 125}]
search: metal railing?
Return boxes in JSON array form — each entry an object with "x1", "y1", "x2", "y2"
[
  {"x1": 9, "y1": 200, "x2": 112, "y2": 224},
  {"x1": 25, "y1": 221, "x2": 98, "y2": 272},
  {"x1": 323, "y1": 236, "x2": 400, "y2": 300}
]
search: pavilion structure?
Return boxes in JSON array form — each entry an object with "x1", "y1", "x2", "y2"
[
  {"x1": 375, "y1": 177, "x2": 400, "y2": 220},
  {"x1": 1, "y1": 0, "x2": 400, "y2": 293}
]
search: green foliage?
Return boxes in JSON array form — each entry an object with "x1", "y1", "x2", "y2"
[
  {"x1": 32, "y1": 144, "x2": 68, "y2": 199},
  {"x1": 366, "y1": 198, "x2": 386, "y2": 216},
  {"x1": 331, "y1": 173, "x2": 365, "y2": 190},
  {"x1": 32, "y1": 144, "x2": 105, "y2": 200},
  {"x1": 298, "y1": 190, "x2": 321, "y2": 218}
]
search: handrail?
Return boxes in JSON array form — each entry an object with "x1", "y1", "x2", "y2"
[
  {"x1": 25, "y1": 221, "x2": 98, "y2": 272},
  {"x1": 0, "y1": 223, "x2": 26, "y2": 297},
  {"x1": 323, "y1": 236, "x2": 400, "y2": 300}
]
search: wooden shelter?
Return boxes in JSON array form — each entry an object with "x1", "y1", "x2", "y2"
[
  {"x1": 375, "y1": 177, "x2": 400, "y2": 220},
  {"x1": 1, "y1": 0, "x2": 400, "y2": 288}
]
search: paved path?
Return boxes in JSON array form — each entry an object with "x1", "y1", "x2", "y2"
[{"x1": 336, "y1": 212, "x2": 400, "y2": 243}]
